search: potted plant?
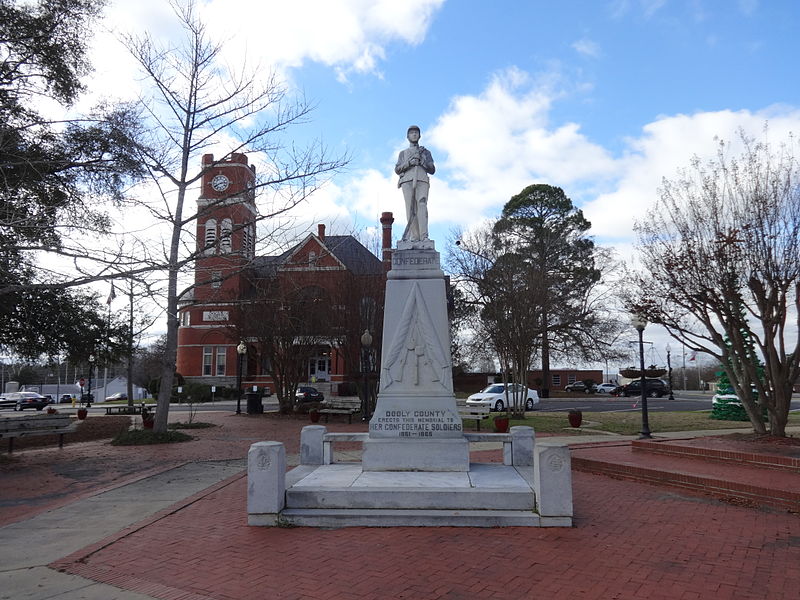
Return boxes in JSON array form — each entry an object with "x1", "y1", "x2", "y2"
[
  {"x1": 568, "y1": 410, "x2": 582, "y2": 428},
  {"x1": 493, "y1": 413, "x2": 510, "y2": 433},
  {"x1": 77, "y1": 407, "x2": 88, "y2": 420},
  {"x1": 46, "y1": 407, "x2": 58, "y2": 414},
  {"x1": 141, "y1": 407, "x2": 155, "y2": 429},
  {"x1": 308, "y1": 403, "x2": 321, "y2": 423}
]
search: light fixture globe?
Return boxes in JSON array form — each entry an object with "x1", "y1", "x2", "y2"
[
  {"x1": 630, "y1": 314, "x2": 648, "y2": 332},
  {"x1": 237, "y1": 341, "x2": 247, "y2": 355}
]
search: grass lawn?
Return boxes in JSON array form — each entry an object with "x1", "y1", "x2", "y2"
[{"x1": 504, "y1": 410, "x2": 800, "y2": 436}]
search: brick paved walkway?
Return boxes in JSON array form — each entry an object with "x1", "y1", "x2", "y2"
[
  {"x1": 52, "y1": 468, "x2": 800, "y2": 600},
  {"x1": 5, "y1": 411, "x2": 800, "y2": 599}
]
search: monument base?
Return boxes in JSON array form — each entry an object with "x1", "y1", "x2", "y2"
[{"x1": 362, "y1": 438, "x2": 469, "y2": 471}]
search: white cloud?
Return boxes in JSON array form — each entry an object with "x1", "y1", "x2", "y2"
[
  {"x1": 572, "y1": 38, "x2": 601, "y2": 58},
  {"x1": 339, "y1": 66, "x2": 800, "y2": 258}
]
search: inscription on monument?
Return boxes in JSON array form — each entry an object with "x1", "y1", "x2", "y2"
[{"x1": 371, "y1": 409, "x2": 462, "y2": 438}]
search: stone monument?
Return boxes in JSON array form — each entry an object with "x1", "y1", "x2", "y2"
[
  {"x1": 363, "y1": 125, "x2": 468, "y2": 471},
  {"x1": 246, "y1": 125, "x2": 574, "y2": 528}
]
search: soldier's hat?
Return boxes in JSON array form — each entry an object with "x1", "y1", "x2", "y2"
[{"x1": 407, "y1": 125, "x2": 421, "y2": 134}]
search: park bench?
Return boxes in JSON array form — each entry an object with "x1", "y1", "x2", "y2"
[
  {"x1": 105, "y1": 404, "x2": 151, "y2": 415},
  {"x1": 319, "y1": 397, "x2": 361, "y2": 424},
  {"x1": 458, "y1": 405, "x2": 492, "y2": 431},
  {"x1": 0, "y1": 414, "x2": 78, "y2": 453}
]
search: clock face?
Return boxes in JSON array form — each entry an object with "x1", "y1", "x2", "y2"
[{"x1": 211, "y1": 174, "x2": 230, "y2": 192}]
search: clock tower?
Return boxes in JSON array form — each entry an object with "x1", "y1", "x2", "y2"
[{"x1": 176, "y1": 153, "x2": 257, "y2": 380}]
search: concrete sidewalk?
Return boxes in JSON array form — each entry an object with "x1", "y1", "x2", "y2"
[{"x1": 0, "y1": 460, "x2": 247, "y2": 599}]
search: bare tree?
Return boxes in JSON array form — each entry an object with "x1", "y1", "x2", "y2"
[
  {"x1": 630, "y1": 131, "x2": 800, "y2": 436},
  {"x1": 122, "y1": 1, "x2": 347, "y2": 431}
]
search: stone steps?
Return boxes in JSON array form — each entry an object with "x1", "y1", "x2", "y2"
[
  {"x1": 286, "y1": 486, "x2": 534, "y2": 510},
  {"x1": 279, "y1": 508, "x2": 568, "y2": 528}
]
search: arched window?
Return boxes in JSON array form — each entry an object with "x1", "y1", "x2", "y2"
[
  {"x1": 204, "y1": 219, "x2": 217, "y2": 254},
  {"x1": 220, "y1": 218, "x2": 232, "y2": 253}
]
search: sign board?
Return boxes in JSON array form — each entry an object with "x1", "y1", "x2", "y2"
[
  {"x1": 177, "y1": 386, "x2": 183, "y2": 393},
  {"x1": 252, "y1": 385, "x2": 258, "y2": 392},
  {"x1": 79, "y1": 378, "x2": 85, "y2": 387},
  {"x1": 211, "y1": 386, "x2": 216, "y2": 393}
]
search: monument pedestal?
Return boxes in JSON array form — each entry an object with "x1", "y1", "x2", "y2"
[{"x1": 363, "y1": 243, "x2": 468, "y2": 471}]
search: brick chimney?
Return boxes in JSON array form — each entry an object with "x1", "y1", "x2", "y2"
[
  {"x1": 317, "y1": 223, "x2": 326, "y2": 240},
  {"x1": 380, "y1": 211, "x2": 394, "y2": 271}
]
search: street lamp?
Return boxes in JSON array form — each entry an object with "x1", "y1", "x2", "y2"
[
  {"x1": 360, "y1": 329, "x2": 373, "y2": 421},
  {"x1": 87, "y1": 355, "x2": 95, "y2": 407},
  {"x1": 665, "y1": 343, "x2": 675, "y2": 401},
  {"x1": 236, "y1": 342, "x2": 246, "y2": 414},
  {"x1": 630, "y1": 315, "x2": 652, "y2": 439}
]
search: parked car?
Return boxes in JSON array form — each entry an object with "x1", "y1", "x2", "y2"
[
  {"x1": 295, "y1": 386, "x2": 324, "y2": 404},
  {"x1": 104, "y1": 392, "x2": 128, "y2": 402},
  {"x1": 466, "y1": 383, "x2": 539, "y2": 412},
  {"x1": 6, "y1": 391, "x2": 52, "y2": 411},
  {"x1": 564, "y1": 381, "x2": 596, "y2": 393},
  {"x1": 595, "y1": 383, "x2": 618, "y2": 394},
  {"x1": 622, "y1": 378, "x2": 668, "y2": 398},
  {"x1": 0, "y1": 394, "x2": 17, "y2": 410},
  {"x1": 58, "y1": 394, "x2": 74, "y2": 404}
]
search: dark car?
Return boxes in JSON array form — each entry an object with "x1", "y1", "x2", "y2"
[
  {"x1": 59, "y1": 394, "x2": 74, "y2": 404},
  {"x1": 295, "y1": 386, "x2": 324, "y2": 404},
  {"x1": 564, "y1": 381, "x2": 596, "y2": 393},
  {"x1": 8, "y1": 391, "x2": 52, "y2": 411},
  {"x1": 622, "y1": 379, "x2": 668, "y2": 398}
]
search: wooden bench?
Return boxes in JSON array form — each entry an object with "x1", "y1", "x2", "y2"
[
  {"x1": 0, "y1": 414, "x2": 78, "y2": 452},
  {"x1": 458, "y1": 405, "x2": 492, "y2": 431},
  {"x1": 105, "y1": 404, "x2": 152, "y2": 415},
  {"x1": 319, "y1": 398, "x2": 362, "y2": 424}
]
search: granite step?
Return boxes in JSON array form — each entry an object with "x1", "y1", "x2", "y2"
[
  {"x1": 279, "y1": 508, "x2": 566, "y2": 528},
  {"x1": 286, "y1": 486, "x2": 534, "y2": 510}
]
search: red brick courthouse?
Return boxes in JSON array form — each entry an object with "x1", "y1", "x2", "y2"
[{"x1": 176, "y1": 153, "x2": 392, "y2": 395}]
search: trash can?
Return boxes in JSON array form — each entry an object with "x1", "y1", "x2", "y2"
[{"x1": 246, "y1": 392, "x2": 263, "y2": 414}]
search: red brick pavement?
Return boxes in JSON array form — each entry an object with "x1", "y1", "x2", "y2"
[
  {"x1": 0, "y1": 412, "x2": 363, "y2": 527},
  {"x1": 51, "y1": 467, "x2": 800, "y2": 600}
]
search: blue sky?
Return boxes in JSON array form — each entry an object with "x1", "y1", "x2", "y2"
[
  {"x1": 78, "y1": 0, "x2": 799, "y2": 365},
  {"x1": 88, "y1": 0, "x2": 800, "y2": 252}
]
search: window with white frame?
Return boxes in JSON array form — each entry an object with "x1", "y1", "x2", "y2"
[
  {"x1": 203, "y1": 347, "x2": 213, "y2": 376},
  {"x1": 180, "y1": 311, "x2": 191, "y2": 327},
  {"x1": 552, "y1": 374, "x2": 561, "y2": 386},
  {"x1": 567, "y1": 374, "x2": 577, "y2": 384},
  {"x1": 211, "y1": 271, "x2": 222, "y2": 288},
  {"x1": 216, "y1": 347, "x2": 226, "y2": 376}
]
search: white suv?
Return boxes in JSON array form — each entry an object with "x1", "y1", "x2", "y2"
[{"x1": 466, "y1": 383, "x2": 539, "y2": 412}]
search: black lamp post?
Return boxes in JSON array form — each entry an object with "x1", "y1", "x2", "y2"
[
  {"x1": 87, "y1": 355, "x2": 95, "y2": 407},
  {"x1": 630, "y1": 315, "x2": 652, "y2": 439},
  {"x1": 236, "y1": 341, "x2": 246, "y2": 414},
  {"x1": 666, "y1": 343, "x2": 675, "y2": 401},
  {"x1": 361, "y1": 329, "x2": 373, "y2": 421}
]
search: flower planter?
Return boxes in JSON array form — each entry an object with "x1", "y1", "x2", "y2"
[
  {"x1": 493, "y1": 416, "x2": 510, "y2": 433},
  {"x1": 77, "y1": 408, "x2": 88, "y2": 420},
  {"x1": 46, "y1": 407, "x2": 57, "y2": 415},
  {"x1": 309, "y1": 411, "x2": 321, "y2": 423},
  {"x1": 568, "y1": 410, "x2": 582, "y2": 428}
]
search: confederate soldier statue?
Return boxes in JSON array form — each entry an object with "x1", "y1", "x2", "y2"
[{"x1": 395, "y1": 125, "x2": 435, "y2": 242}]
